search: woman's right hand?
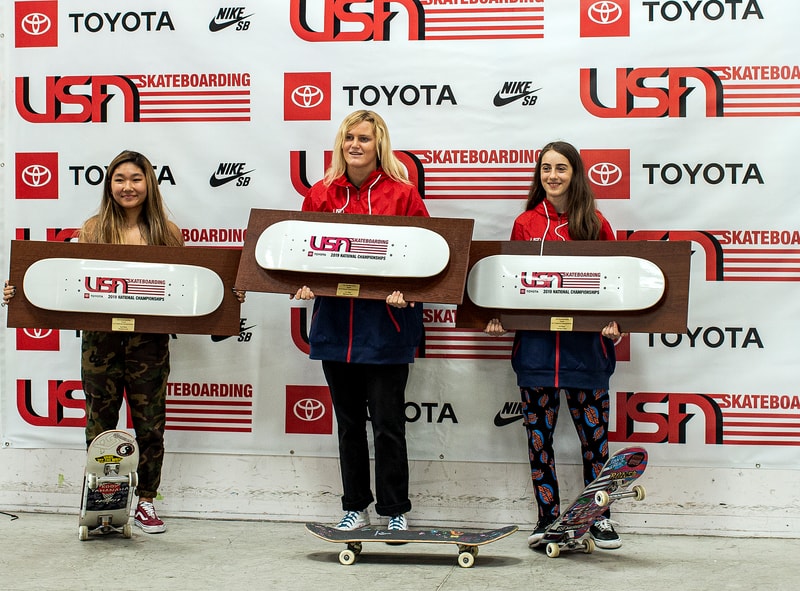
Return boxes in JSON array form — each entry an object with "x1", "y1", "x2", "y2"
[
  {"x1": 2, "y1": 281, "x2": 16, "y2": 306},
  {"x1": 291, "y1": 286, "x2": 315, "y2": 301},
  {"x1": 485, "y1": 318, "x2": 506, "y2": 336}
]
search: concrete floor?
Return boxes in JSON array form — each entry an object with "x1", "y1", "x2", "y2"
[{"x1": 1, "y1": 511, "x2": 797, "y2": 591}]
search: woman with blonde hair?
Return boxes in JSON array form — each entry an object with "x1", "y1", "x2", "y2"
[{"x1": 294, "y1": 110, "x2": 427, "y2": 532}]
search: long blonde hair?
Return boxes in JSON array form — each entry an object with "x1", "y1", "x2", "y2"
[
  {"x1": 80, "y1": 150, "x2": 182, "y2": 246},
  {"x1": 323, "y1": 110, "x2": 411, "y2": 186}
]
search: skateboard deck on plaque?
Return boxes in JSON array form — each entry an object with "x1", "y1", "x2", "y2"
[
  {"x1": 540, "y1": 446, "x2": 648, "y2": 558},
  {"x1": 255, "y1": 219, "x2": 451, "y2": 278},
  {"x1": 467, "y1": 255, "x2": 665, "y2": 311},
  {"x1": 305, "y1": 522, "x2": 518, "y2": 567},
  {"x1": 24, "y1": 258, "x2": 225, "y2": 317},
  {"x1": 78, "y1": 430, "x2": 139, "y2": 540}
]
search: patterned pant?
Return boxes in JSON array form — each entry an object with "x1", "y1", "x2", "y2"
[
  {"x1": 81, "y1": 331, "x2": 170, "y2": 499},
  {"x1": 520, "y1": 386, "x2": 609, "y2": 523}
]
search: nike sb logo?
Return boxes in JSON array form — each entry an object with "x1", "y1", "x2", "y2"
[
  {"x1": 209, "y1": 7, "x2": 254, "y2": 32},
  {"x1": 493, "y1": 82, "x2": 541, "y2": 107},
  {"x1": 209, "y1": 163, "x2": 255, "y2": 187},
  {"x1": 493, "y1": 402, "x2": 524, "y2": 427}
]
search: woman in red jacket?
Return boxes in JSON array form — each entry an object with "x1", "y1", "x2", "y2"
[
  {"x1": 485, "y1": 141, "x2": 624, "y2": 550},
  {"x1": 294, "y1": 111, "x2": 427, "y2": 532}
]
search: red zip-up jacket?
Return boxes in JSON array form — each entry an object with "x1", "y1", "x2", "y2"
[
  {"x1": 510, "y1": 199, "x2": 617, "y2": 390},
  {"x1": 302, "y1": 169, "x2": 427, "y2": 364}
]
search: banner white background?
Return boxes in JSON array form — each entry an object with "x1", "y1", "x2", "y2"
[{"x1": 2, "y1": 0, "x2": 799, "y2": 482}]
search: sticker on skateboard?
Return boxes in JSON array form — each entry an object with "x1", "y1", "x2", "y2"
[
  {"x1": 467, "y1": 255, "x2": 665, "y2": 311},
  {"x1": 78, "y1": 430, "x2": 139, "y2": 540},
  {"x1": 255, "y1": 219, "x2": 450, "y2": 278},
  {"x1": 305, "y1": 522, "x2": 518, "y2": 568},
  {"x1": 539, "y1": 446, "x2": 648, "y2": 558},
  {"x1": 23, "y1": 258, "x2": 225, "y2": 316}
]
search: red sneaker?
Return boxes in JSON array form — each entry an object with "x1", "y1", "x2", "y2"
[{"x1": 134, "y1": 501, "x2": 166, "y2": 534}]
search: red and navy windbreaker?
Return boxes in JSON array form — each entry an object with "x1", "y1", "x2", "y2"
[
  {"x1": 302, "y1": 169, "x2": 427, "y2": 364},
  {"x1": 510, "y1": 199, "x2": 617, "y2": 390}
]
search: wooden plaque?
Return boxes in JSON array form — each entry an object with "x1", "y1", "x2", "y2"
[
  {"x1": 455, "y1": 240, "x2": 691, "y2": 333},
  {"x1": 6, "y1": 241, "x2": 242, "y2": 335},
  {"x1": 235, "y1": 209, "x2": 475, "y2": 304}
]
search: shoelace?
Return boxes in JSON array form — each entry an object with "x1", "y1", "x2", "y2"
[
  {"x1": 138, "y1": 502, "x2": 157, "y2": 518},
  {"x1": 338, "y1": 512, "x2": 360, "y2": 527},
  {"x1": 594, "y1": 519, "x2": 615, "y2": 532}
]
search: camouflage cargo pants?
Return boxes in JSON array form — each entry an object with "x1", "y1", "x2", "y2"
[{"x1": 81, "y1": 331, "x2": 170, "y2": 499}]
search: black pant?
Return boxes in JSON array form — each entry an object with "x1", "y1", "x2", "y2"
[{"x1": 322, "y1": 361, "x2": 412, "y2": 517}]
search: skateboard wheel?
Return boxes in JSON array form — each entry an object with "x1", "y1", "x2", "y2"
[
  {"x1": 594, "y1": 490, "x2": 610, "y2": 507},
  {"x1": 123, "y1": 522, "x2": 132, "y2": 538},
  {"x1": 338, "y1": 549, "x2": 357, "y2": 566},
  {"x1": 458, "y1": 551, "x2": 475, "y2": 568},
  {"x1": 632, "y1": 485, "x2": 646, "y2": 501},
  {"x1": 129, "y1": 472, "x2": 138, "y2": 488},
  {"x1": 87, "y1": 473, "x2": 98, "y2": 490},
  {"x1": 582, "y1": 538, "x2": 595, "y2": 554},
  {"x1": 78, "y1": 525, "x2": 89, "y2": 541},
  {"x1": 545, "y1": 543, "x2": 560, "y2": 558}
]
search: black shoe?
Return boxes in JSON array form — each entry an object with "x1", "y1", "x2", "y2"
[
  {"x1": 527, "y1": 519, "x2": 555, "y2": 548},
  {"x1": 589, "y1": 519, "x2": 622, "y2": 549}
]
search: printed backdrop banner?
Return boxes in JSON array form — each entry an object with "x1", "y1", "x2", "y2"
[{"x1": 2, "y1": 1, "x2": 798, "y2": 469}]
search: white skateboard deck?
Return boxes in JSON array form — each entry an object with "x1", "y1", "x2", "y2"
[
  {"x1": 24, "y1": 258, "x2": 225, "y2": 316},
  {"x1": 255, "y1": 219, "x2": 450, "y2": 278},
  {"x1": 467, "y1": 255, "x2": 665, "y2": 311}
]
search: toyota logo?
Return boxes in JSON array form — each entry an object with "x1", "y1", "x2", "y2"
[
  {"x1": 293, "y1": 398, "x2": 326, "y2": 421},
  {"x1": 22, "y1": 165, "x2": 52, "y2": 188},
  {"x1": 22, "y1": 328, "x2": 54, "y2": 339},
  {"x1": 291, "y1": 85, "x2": 324, "y2": 109},
  {"x1": 21, "y1": 13, "x2": 52, "y2": 36},
  {"x1": 588, "y1": 162, "x2": 623, "y2": 186},
  {"x1": 588, "y1": 1, "x2": 623, "y2": 25}
]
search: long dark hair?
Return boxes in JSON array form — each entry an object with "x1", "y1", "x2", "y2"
[
  {"x1": 81, "y1": 150, "x2": 182, "y2": 246},
  {"x1": 524, "y1": 141, "x2": 602, "y2": 240}
]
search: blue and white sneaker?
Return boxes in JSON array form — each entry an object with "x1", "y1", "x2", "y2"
[
  {"x1": 335, "y1": 510, "x2": 370, "y2": 531},
  {"x1": 387, "y1": 514, "x2": 408, "y2": 531}
]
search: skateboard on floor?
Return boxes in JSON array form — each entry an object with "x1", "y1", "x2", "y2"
[
  {"x1": 305, "y1": 522, "x2": 518, "y2": 567},
  {"x1": 540, "y1": 446, "x2": 648, "y2": 558},
  {"x1": 78, "y1": 430, "x2": 139, "y2": 541}
]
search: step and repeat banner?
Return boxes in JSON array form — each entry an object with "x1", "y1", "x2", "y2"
[{"x1": 2, "y1": 0, "x2": 798, "y2": 469}]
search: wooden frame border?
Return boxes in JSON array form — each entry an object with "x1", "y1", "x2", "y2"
[
  {"x1": 7, "y1": 241, "x2": 242, "y2": 335},
  {"x1": 455, "y1": 240, "x2": 691, "y2": 333},
  {"x1": 235, "y1": 209, "x2": 475, "y2": 304}
]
